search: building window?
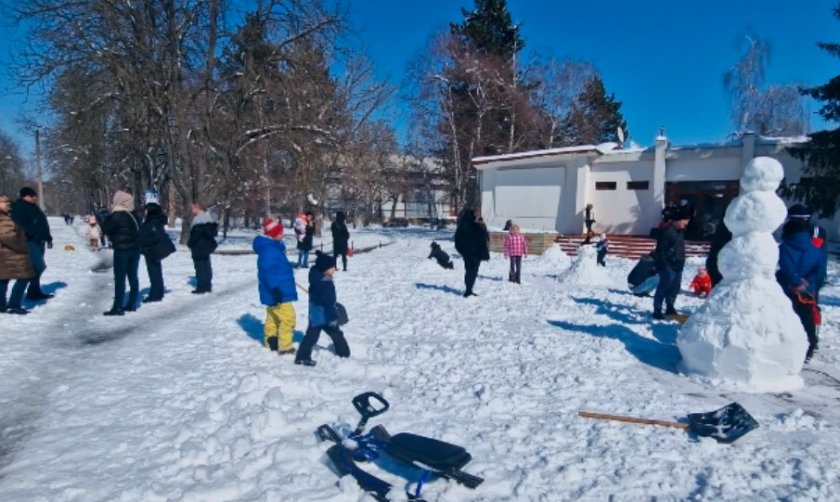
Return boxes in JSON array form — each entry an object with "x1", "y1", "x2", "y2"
[
  {"x1": 595, "y1": 181, "x2": 617, "y2": 190},
  {"x1": 627, "y1": 181, "x2": 649, "y2": 190}
]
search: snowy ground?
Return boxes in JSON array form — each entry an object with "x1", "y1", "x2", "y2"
[{"x1": 1, "y1": 218, "x2": 839, "y2": 501}]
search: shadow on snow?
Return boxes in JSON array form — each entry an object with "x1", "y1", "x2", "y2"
[
  {"x1": 414, "y1": 282, "x2": 463, "y2": 297},
  {"x1": 236, "y1": 313, "x2": 304, "y2": 345},
  {"x1": 547, "y1": 319, "x2": 681, "y2": 373}
]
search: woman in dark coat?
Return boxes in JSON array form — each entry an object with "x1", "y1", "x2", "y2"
[
  {"x1": 101, "y1": 190, "x2": 142, "y2": 315},
  {"x1": 777, "y1": 218, "x2": 827, "y2": 362},
  {"x1": 0, "y1": 194, "x2": 34, "y2": 314},
  {"x1": 138, "y1": 202, "x2": 174, "y2": 303},
  {"x1": 454, "y1": 209, "x2": 490, "y2": 297},
  {"x1": 330, "y1": 211, "x2": 350, "y2": 272}
]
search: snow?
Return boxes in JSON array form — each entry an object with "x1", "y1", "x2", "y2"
[
  {"x1": 0, "y1": 218, "x2": 839, "y2": 500},
  {"x1": 678, "y1": 157, "x2": 808, "y2": 392},
  {"x1": 557, "y1": 244, "x2": 611, "y2": 286}
]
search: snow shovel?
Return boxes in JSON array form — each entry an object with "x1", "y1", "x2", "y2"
[{"x1": 578, "y1": 402, "x2": 759, "y2": 443}]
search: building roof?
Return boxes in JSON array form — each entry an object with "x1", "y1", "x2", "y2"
[{"x1": 472, "y1": 134, "x2": 810, "y2": 169}]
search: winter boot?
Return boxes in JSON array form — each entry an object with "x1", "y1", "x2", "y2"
[
  {"x1": 279, "y1": 348, "x2": 296, "y2": 356},
  {"x1": 665, "y1": 306, "x2": 679, "y2": 316},
  {"x1": 295, "y1": 359, "x2": 317, "y2": 367},
  {"x1": 103, "y1": 308, "x2": 125, "y2": 316},
  {"x1": 267, "y1": 337, "x2": 278, "y2": 352},
  {"x1": 652, "y1": 310, "x2": 665, "y2": 320}
]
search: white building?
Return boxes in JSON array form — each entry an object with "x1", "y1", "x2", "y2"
[{"x1": 474, "y1": 132, "x2": 840, "y2": 240}]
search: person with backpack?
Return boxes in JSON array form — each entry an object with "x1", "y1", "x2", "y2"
[
  {"x1": 187, "y1": 202, "x2": 218, "y2": 294},
  {"x1": 101, "y1": 190, "x2": 141, "y2": 315},
  {"x1": 295, "y1": 252, "x2": 350, "y2": 367},
  {"x1": 138, "y1": 202, "x2": 175, "y2": 303}
]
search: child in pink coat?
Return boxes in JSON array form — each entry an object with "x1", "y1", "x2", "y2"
[{"x1": 503, "y1": 223, "x2": 528, "y2": 284}]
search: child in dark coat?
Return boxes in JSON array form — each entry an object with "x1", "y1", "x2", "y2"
[
  {"x1": 428, "y1": 241, "x2": 454, "y2": 269},
  {"x1": 295, "y1": 252, "x2": 351, "y2": 367},
  {"x1": 595, "y1": 233, "x2": 609, "y2": 267}
]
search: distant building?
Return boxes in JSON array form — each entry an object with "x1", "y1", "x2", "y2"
[
  {"x1": 474, "y1": 132, "x2": 839, "y2": 240},
  {"x1": 377, "y1": 155, "x2": 453, "y2": 222}
]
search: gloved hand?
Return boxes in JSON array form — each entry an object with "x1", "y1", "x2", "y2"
[{"x1": 273, "y1": 289, "x2": 284, "y2": 304}]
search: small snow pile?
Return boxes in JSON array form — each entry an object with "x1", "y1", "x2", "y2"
[
  {"x1": 535, "y1": 243, "x2": 571, "y2": 269},
  {"x1": 557, "y1": 244, "x2": 611, "y2": 286},
  {"x1": 677, "y1": 156, "x2": 807, "y2": 393}
]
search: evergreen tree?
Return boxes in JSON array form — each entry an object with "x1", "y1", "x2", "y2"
[
  {"x1": 445, "y1": 0, "x2": 535, "y2": 208},
  {"x1": 786, "y1": 3, "x2": 840, "y2": 216},
  {"x1": 450, "y1": 0, "x2": 524, "y2": 57},
  {"x1": 562, "y1": 76, "x2": 628, "y2": 146}
]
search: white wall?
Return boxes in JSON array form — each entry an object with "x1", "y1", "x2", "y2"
[
  {"x1": 588, "y1": 161, "x2": 657, "y2": 235},
  {"x1": 481, "y1": 166, "x2": 565, "y2": 231},
  {"x1": 665, "y1": 150, "x2": 742, "y2": 182}
]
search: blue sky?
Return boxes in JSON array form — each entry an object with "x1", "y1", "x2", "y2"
[{"x1": 1, "y1": 0, "x2": 838, "y2": 157}]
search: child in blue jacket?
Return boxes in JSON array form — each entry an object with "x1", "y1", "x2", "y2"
[
  {"x1": 253, "y1": 218, "x2": 298, "y2": 355},
  {"x1": 777, "y1": 218, "x2": 827, "y2": 362},
  {"x1": 295, "y1": 252, "x2": 350, "y2": 367}
]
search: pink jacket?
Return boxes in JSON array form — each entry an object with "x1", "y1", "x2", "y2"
[{"x1": 504, "y1": 233, "x2": 528, "y2": 257}]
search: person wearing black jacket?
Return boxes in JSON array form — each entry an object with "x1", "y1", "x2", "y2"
[
  {"x1": 10, "y1": 187, "x2": 53, "y2": 300},
  {"x1": 705, "y1": 221, "x2": 732, "y2": 288},
  {"x1": 330, "y1": 211, "x2": 350, "y2": 272},
  {"x1": 454, "y1": 208, "x2": 490, "y2": 297},
  {"x1": 138, "y1": 202, "x2": 174, "y2": 303},
  {"x1": 297, "y1": 212, "x2": 315, "y2": 268},
  {"x1": 652, "y1": 206, "x2": 690, "y2": 319},
  {"x1": 101, "y1": 190, "x2": 141, "y2": 316},
  {"x1": 187, "y1": 202, "x2": 218, "y2": 294}
]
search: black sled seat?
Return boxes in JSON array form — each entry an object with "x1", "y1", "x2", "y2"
[{"x1": 387, "y1": 433, "x2": 472, "y2": 472}]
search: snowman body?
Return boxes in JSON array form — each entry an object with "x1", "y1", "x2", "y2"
[{"x1": 676, "y1": 157, "x2": 807, "y2": 392}]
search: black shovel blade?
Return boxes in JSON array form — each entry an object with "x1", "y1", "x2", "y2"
[{"x1": 686, "y1": 402, "x2": 759, "y2": 443}]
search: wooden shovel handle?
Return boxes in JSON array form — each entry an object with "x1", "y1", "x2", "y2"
[{"x1": 578, "y1": 411, "x2": 689, "y2": 430}]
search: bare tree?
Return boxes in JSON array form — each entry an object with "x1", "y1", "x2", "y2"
[{"x1": 724, "y1": 34, "x2": 806, "y2": 136}]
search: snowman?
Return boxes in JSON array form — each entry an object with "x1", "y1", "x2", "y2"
[{"x1": 676, "y1": 157, "x2": 808, "y2": 393}]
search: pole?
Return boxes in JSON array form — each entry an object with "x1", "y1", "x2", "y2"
[{"x1": 35, "y1": 129, "x2": 44, "y2": 209}]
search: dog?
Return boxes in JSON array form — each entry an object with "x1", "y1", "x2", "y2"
[{"x1": 428, "y1": 241, "x2": 454, "y2": 269}]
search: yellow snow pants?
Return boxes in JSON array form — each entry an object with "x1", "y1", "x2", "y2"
[{"x1": 264, "y1": 302, "x2": 296, "y2": 351}]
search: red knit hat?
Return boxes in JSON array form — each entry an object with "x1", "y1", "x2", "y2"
[{"x1": 262, "y1": 218, "x2": 284, "y2": 238}]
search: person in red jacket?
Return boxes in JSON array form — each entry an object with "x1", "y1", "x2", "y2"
[{"x1": 690, "y1": 266, "x2": 712, "y2": 297}]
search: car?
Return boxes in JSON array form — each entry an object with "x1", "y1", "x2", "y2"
[{"x1": 384, "y1": 218, "x2": 409, "y2": 228}]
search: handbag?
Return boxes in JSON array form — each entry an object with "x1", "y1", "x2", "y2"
[
  {"x1": 336, "y1": 302, "x2": 349, "y2": 326},
  {"x1": 346, "y1": 247, "x2": 354, "y2": 257}
]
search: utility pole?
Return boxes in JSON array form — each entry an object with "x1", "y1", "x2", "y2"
[{"x1": 35, "y1": 129, "x2": 44, "y2": 209}]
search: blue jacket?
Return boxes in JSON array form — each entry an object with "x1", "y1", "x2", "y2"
[
  {"x1": 308, "y1": 267, "x2": 338, "y2": 327},
  {"x1": 777, "y1": 231, "x2": 826, "y2": 296},
  {"x1": 253, "y1": 236, "x2": 298, "y2": 306}
]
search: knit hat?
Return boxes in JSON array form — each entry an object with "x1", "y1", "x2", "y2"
[
  {"x1": 19, "y1": 187, "x2": 37, "y2": 198},
  {"x1": 787, "y1": 204, "x2": 812, "y2": 220},
  {"x1": 262, "y1": 218, "x2": 284, "y2": 238},
  {"x1": 314, "y1": 251, "x2": 337, "y2": 272}
]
